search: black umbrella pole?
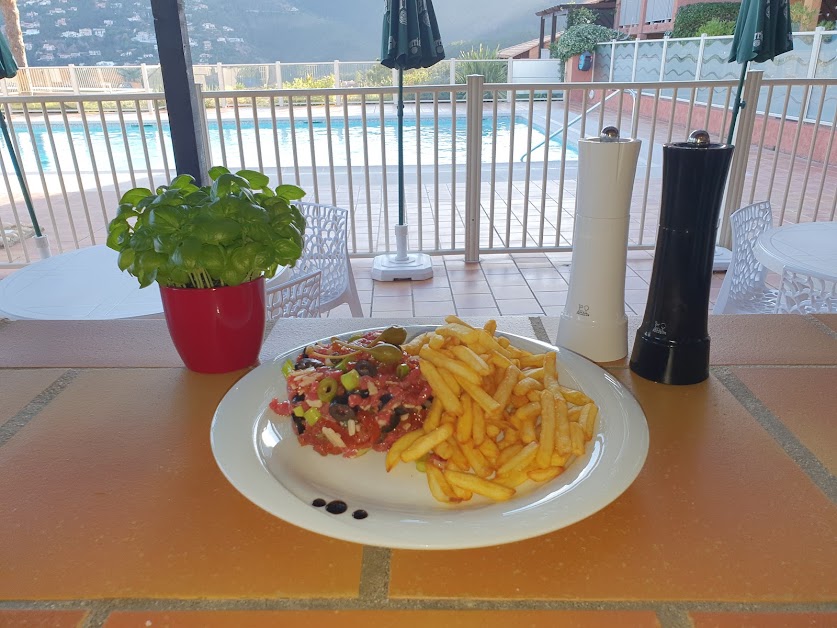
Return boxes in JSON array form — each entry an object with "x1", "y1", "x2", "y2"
[
  {"x1": 727, "y1": 62, "x2": 748, "y2": 145},
  {"x1": 398, "y1": 68, "x2": 405, "y2": 226},
  {"x1": 0, "y1": 112, "x2": 41, "y2": 237}
]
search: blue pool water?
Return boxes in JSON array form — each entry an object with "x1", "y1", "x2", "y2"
[{"x1": 8, "y1": 115, "x2": 578, "y2": 174}]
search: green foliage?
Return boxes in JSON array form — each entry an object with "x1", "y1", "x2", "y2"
[
  {"x1": 106, "y1": 168, "x2": 306, "y2": 289},
  {"x1": 819, "y1": 20, "x2": 836, "y2": 30},
  {"x1": 790, "y1": 2, "x2": 818, "y2": 29},
  {"x1": 236, "y1": 66, "x2": 265, "y2": 88},
  {"x1": 286, "y1": 74, "x2": 336, "y2": 104},
  {"x1": 699, "y1": 18, "x2": 737, "y2": 36},
  {"x1": 356, "y1": 64, "x2": 392, "y2": 87},
  {"x1": 454, "y1": 45, "x2": 507, "y2": 84},
  {"x1": 117, "y1": 67, "x2": 142, "y2": 84},
  {"x1": 567, "y1": 6, "x2": 597, "y2": 29},
  {"x1": 672, "y1": 3, "x2": 741, "y2": 37},
  {"x1": 550, "y1": 24, "x2": 628, "y2": 64}
]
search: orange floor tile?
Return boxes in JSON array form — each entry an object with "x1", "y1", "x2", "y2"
[
  {"x1": 733, "y1": 367, "x2": 837, "y2": 475},
  {"x1": 0, "y1": 368, "x2": 363, "y2": 599},
  {"x1": 389, "y1": 372, "x2": 837, "y2": 601},
  {"x1": 103, "y1": 610, "x2": 661, "y2": 628},
  {"x1": 0, "y1": 368, "x2": 65, "y2": 427},
  {"x1": 690, "y1": 612, "x2": 837, "y2": 627},
  {"x1": 0, "y1": 611, "x2": 87, "y2": 627}
]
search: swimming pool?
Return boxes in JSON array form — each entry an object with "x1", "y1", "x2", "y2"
[{"x1": 8, "y1": 115, "x2": 578, "y2": 174}]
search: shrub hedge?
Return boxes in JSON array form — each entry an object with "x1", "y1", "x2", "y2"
[{"x1": 672, "y1": 3, "x2": 741, "y2": 37}]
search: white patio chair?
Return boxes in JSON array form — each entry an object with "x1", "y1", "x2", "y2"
[
  {"x1": 286, "y1": 201, "x2": 363, "y2": 317},
  {"x1": 265, "y1": 270, "x2": 322, "y2": 320},
  {"x1": 775, "y1": 266, "x2": 837, "y2": 314},
  {"x1": 713, "y1": 201, "x2": 778, "y2": 314}
]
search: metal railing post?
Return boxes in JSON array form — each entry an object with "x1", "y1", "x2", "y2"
[
  {"x1": 450, "y1": 59, "x2": 456, "y2": 85},
  {"x1": 68, "y1": 65, "x2": 80, "y2": 94},
  {"x1": 194, "y1": 83, "x2": 212, "y2": 172},
  {"x1": 609, "y1": 39, "x2": 617, "y2": 82},
  {"x1": 464, "y1": 74, "x2": 484, "y2": 262},
  {"x1": 141, "y1": 63, "x2": 151, "y2": 91},
  {"x1": 506, "y1": 59, "x2": 514, "y2": 102},
  {"x1": 631, "y1": 39, "x2": 640, "y2": 82},
  {"x1": 334, "y1": 59, "x2": 341, "y2": 105},
  {"x1": 719, "y1": 70, "x2": 763, "y2": 249},
  {"x1": 695, "y1": 33, "x2": 707, "y2": 80},
  {"x1": 660, "y1": 35, "x2": 669, "y2": 81}
]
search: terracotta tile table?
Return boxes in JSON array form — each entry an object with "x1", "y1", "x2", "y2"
[{"x1": 0, "y1": 315, "x2": 835, "y2": 628}]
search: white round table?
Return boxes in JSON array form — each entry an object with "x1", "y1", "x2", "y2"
[
  {"x1": 753, "y1": 222, "x2": 837, "y2": 279},
  {"x1": 0, "y1": 245, "x2": 163, "y2": 320}
]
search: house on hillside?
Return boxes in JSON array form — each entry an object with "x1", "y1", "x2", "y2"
[
  {"x1": 612, "y1": 0, "x2": 732, "y2": 39},
  {"x1": 499, "y1": 36, "x2": 556, "y2": 60},
  {"x1": 536, "y1": 0, "x2": 616, "y2": 52}
]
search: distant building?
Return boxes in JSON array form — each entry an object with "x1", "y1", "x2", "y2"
[
  {"x1": 78, "y1": 28, "x2": 92, "y2": 36},
  {"x1": 536, "y1": 1, "x2": 616, "y2": 51},
  {"x1": 93, "y1": 28, "x2": 105, "y2": 36},
  {"x1": 499, "y1": 36, "x2": 556, "y2": 60}
]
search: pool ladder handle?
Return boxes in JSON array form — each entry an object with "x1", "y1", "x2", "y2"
[{"x1": 519, "y1": 89, "x2": 637, "y2": 162}]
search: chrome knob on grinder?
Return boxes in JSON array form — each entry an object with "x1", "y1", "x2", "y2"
[{"x1": 629, "y1": 130, "x2": 733, "y2": 385}]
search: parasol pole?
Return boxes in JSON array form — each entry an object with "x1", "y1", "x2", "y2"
[
  {"x1": 0, "y1": 107, "x2": 41, "y2": 237},
  {"x1": 727, "y1": 60, "x2": 749, "y2": 145},
  {"x1": 397, "y1": 67, "x2": 405, "y2": 227}
]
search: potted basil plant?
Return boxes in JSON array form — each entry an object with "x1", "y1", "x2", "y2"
[{"x1": 107, "y1": 166, "x2": 306, "y2": 374}]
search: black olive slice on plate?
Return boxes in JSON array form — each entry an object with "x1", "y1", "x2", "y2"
[
  {"x1": 354, "y1": 360, "x2": 377, "y2": 377},
  {"x1": 329, "y1": 402, "x2": 357, "y2": 423},
  {"x1": 292, "y1": 416, "x2": 306, "y2": 435}
]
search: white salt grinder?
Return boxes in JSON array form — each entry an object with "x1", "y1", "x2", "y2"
[{"x1": 557, "y1": 127, "x2": 641, "y2": 362}]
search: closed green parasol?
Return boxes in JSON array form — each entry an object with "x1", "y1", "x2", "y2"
[
  {"x1": 0, "y1": 32, "x2": 43, "y2": 240},
  {"x1": 373, "y1": 0, "x2": 445, "y2": 281},
  {"x1": 727, "y1": 0, "x2": 794, "y2": 143}
]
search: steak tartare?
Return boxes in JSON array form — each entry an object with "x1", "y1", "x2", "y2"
[{"x1": 270, "y1": 328, "x2": 434, "y2": 457}]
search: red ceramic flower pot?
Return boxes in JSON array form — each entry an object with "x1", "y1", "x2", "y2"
[{"x1": 160, "y1": 277, "x2": 266, "y2": 374}]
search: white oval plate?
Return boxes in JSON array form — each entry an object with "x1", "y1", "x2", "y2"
[{"x1": 211, "y1": 326, "x2": 649, "y2": 550}]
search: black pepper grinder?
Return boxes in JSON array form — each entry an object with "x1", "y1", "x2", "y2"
[{"x1": 629, "y1": 130, "x2": 733, "y2": 385}]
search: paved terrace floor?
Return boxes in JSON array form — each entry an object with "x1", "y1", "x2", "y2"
[{"x1": 1, "y1": 250, "x2": 733, "y2": 320}]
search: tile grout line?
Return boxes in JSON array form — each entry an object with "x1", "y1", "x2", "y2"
[
  {"x1": 3, "y1": 598, "x2": 837, "y2": 615},
  {"x1": 358, "y1": 546, "x2": 392, "y2": 603},
  {"x1": 804, "y1": 314, "x2": 837, "y2": 340},
  {"x1": 0, "y1": 369, "x2": 81, "y2": 449},
  {"x1": 529, "y1": 316, "x2": 551, "y2": 344},
  {"x1": 713, "y1": 366, "x2": 837, "y2": 504},
  {"x1": 656, "y1": 604, "x2": 693, "y2": 628}
]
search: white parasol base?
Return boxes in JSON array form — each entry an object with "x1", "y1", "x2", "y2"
[
  {"x1": 713, "y1": 246, "x2": 731, "y2": 272},
  {"x1": 34, "y1": 234, "x2": 51, "y2": 259},
  {"x1": 372, "y1": 224, "x2": 433, "y2": 281}
]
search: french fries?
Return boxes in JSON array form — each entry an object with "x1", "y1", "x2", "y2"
[{"x1": 392, "y1": 316, "x2": 599, "y2": 504}]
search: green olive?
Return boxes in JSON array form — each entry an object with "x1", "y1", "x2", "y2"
[
  {"x1": 374, "y1": 325, "x2": 408, "y2": 347},
  {"x1": 368, "y1": 343, "x2": 404, "y2": 364}
]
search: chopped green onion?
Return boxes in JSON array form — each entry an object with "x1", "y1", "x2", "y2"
[
  {"x1": 415, "y1": 455, "x2": 428, "y2": 473},
  {"x1": 340, "y1": 369, "x2": 360, "y2": 391},
  {"x1": 303, "y1": 407, "x2": 321, "y2": 425},
  {"x1": 396, "y1": 363, "x2": 410, "y2": 379},
  {"x1": 335, "y1": 356, "x2": 352, "y2": 372},
  {"x1": 317, "y1": 377, "x2": 338, "y2": 403},
  {"x1": 281, "y1": 359, "x2": 294, "y2": 377},
  {"x1": 293, "y1": 405, "x2": 305, "y2": 417}
]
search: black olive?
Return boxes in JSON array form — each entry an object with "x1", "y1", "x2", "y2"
[
  {"x1": 292, "y1": 416, "x2": 306, "y2": 435},
  {"x1": 378, "y1": 392, "x2": 394, "y2": 409},
  {"x1": 381, "y1": 407, "x2": 408, "y2": 433},
  {"x1": 393, "y1": 406, "x2": 409, "y2": 416},
  {"x1": 423, "y1": 396, "x2": 434, "y2": 408},
  {"x1": 354, "y1": 360, "x2": 377, "y2": 377},
  {"x1": 333, "y1": 392, "x2": 350, "y2": 405},
  {"x1": 359, "y1": 390, "x2": 370, "y2": 398},
  {"x1": 292, "y1": 393, "x2": 305, "y2": 403},
  {"x1": 329, "y1": 402, "x2": 356, "y2": 423},
  {"x1": 295, "y1": 357, "x2": 324, "y2": 370}
]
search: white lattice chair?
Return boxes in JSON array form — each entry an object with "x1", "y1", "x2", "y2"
[
  {"x1": 265, "y1": 270, "x2": 322, "y2": 320},
  {"x1": 284, "y1": 201, "x2": 363, "y2": 317},
  {"x1": 713, "y1": 201, "x2": 778, "y2": 314},
  {"x1": 776, "y1": 266, "x2": 837, "y2": 314}
]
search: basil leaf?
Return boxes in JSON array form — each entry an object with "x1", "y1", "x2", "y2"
[
  {"x1": 117, "y1": 248, "x2": 135, "y2": 271},
  {"x1": 208, "y1": 165, "x2": 230, "y2": 181},
  {"x1": 236, "y1": 169, "x2": 270, "y2": 190},
  {"x1": 120, "y1": 187, "x2": 152, "y2": 206},
  {"x1": 148, "y1": 206, "x2": 183, "y2": 234},
  {"x1": 275, "y1": 184, "x2": 306, "y2": 201}
]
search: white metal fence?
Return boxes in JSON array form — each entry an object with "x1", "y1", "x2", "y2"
[
  {"x1": 1, "y1": 73, "x2": 836, "y2": 267},
  {"x1": 0, "y1": 59, "x2": 527, "y2": 96}
]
